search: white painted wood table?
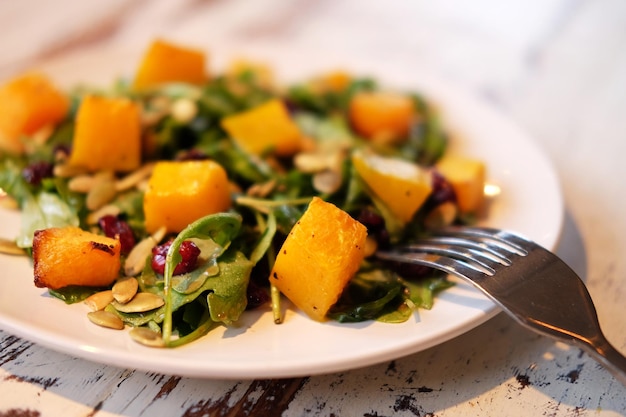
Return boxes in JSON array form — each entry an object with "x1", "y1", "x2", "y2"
[{"x1": 1, "y1": 1, "x2": 626, "y2": 415}]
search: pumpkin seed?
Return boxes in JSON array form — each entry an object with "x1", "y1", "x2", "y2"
[
  {"x1": 111, "y1": 292, "x2": 164, "y2": 313},
  {"x1": 87, "y1": 310, "x2": 125, "y2": 330},
  {"x1": 112, "y1": 277, "x2": 139, "y2": 304},
  {"x1": 129, "y1": 327, "x2": 165, "y2": 347},
  {"x1": 84, "y1": 290, "x2": 114, "y2": 311},
  {"x1": 0, "y1": 238, "x2": 26, "y2": 256}
]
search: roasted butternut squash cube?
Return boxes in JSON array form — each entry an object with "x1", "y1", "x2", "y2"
[
  {"x1": 270, "y1": 197, "x2": 368, "y2": 321},
  {"x1": 143, "y1": 160, "x2": 231, "y2": 234},
  {"x1": 133, "y1": 39, "x2": 206, "y2": 90},
  {"x1": 436, "y1": 155, "x2": 486, "y2": 214},
  {"x1": 0, "y1": 72, "x2": 69, "y2": 154},
  {"x1": 220, "y1": 99, "x2": 302, "y2": 156},
  {"x1": 33, "y1": 227, "x2": 121, "y2": 290},
  {"x1": 349, "y1": 91, "x2": 416, "y2": 144},
  {"x1": 352, "y1": 151, "x2": 432, "y2": 224},
  {"x1": 69, "y1": 95, "x2": 141, "y2": 172}
]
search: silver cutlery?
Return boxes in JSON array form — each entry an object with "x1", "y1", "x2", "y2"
[{"x1": 376, "y1": 226, "x2": 626, "y2": 385}]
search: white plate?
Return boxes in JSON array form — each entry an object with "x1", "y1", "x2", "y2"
[{"x1": 0, "y1": 44, "x2": 563, "y2": 379}]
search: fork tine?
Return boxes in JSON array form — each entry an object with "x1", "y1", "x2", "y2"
[
  {"x1": 407, "y1": 237, "x2": 511, "y2": 266},
  {"x1": 435, "y1": 227, "x2": 529, "y2": 256},
  {"x1": 375, "y1": 249, "x2": 493, "y2": 278}
]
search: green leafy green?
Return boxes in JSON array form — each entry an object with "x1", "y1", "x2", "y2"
[
  {"x1": 161, "y1": 212, "x2": 246, "y2": 344},
  {"x1": 328, "y1": 269, "x2": 407, "y2": 323},
  {"x1": 17, "y1": 192, "x2": 79, "y2": 248},
  {"x1": 49, "y1": 286, "x2": 104, "y2": 304}
]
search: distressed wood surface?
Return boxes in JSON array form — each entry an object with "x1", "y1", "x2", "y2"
[{"x1": 2, "y1": 1, "x2": 626, "y2": 415}]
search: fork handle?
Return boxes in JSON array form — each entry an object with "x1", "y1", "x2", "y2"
[{"x1": 584, "y1": 336, "x2": 626, "y2": 386}]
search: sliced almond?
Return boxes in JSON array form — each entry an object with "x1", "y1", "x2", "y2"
[
  {"x1": 31, "y1": 124, "x2": 54, "y2": 146},
  {"x1": 115, "y1": 163, "x2": 156, "y2": 192},
  {"x1": 171, "y1": 98, "x2": 198, "y2": 124},
  {"x1": 246, "y1": 179, "x2": 276, "y2": 198},
  {"x1": 363, "y1": 236, "x2": 378, "y2": 258},
  {"x1": 53, "y1": 163, "x2": 88, "y2": 178},
  {"x1": 68, "y1": 174, "x2": 97, "y2": 193},
  {"x1": 86, "y1": 177, "x2": 117, "y2": 211},
  {"x1": 87, "y1": 310, "x2": 125, "y2": 330},
  {"x1": 293, "y1": 152, "x2": 331, "y2": 173},
  {"x1": 424, "y1": 201, "x2": 457, "y2": 230},
  {"x1": 124, "y1": 226, "x2": 166, "y2": 276},
  {"x1": 111, "y1": 292, "x2": 164, "y2": 313},
  {"x1": 312, "y1": 170, "x2": 342, "y2": 194},
  {"x1": 112, "y1": 277, "x2": 139, "y2": 304},
  {"x1": 86, "y1": 204, "x2": 122, "y2": 225},
  {"x1": 84, "y1": 290, "x2": 114, "y2": 311}
]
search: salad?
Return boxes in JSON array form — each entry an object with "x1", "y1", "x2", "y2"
[{"x1": 0, "y1": 39, "x2": 487, "y2": 348}]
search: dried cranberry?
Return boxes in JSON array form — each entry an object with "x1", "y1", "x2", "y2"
[
  {"x1": 357, "y1": 208, "x2": 390, "y2": 248},
  {"x1": 246, "y1": 280, "x2": 271, "y2": 310},
  {"x1": 426, "y1": 170, "x2": 457, "y2": 210},
  {"x1": 22, "y1": 161, "x2": 53, "y2": 186},
  {"x1": 357, "y1": 208, "x2": 385, "y2": 231},
  {"x1": 386, "y1": 261, "x2": 434, "y2": 280},
  {"x1": 151, "y1": 240, "x2": 201, "y2": 275},
  {"x1": 98, "y1": 215, "x2": 136, "y2": 255}
]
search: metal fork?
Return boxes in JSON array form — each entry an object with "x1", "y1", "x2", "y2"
[{"x1": 376, "y1": 226, "x2": 626, "y2": 385}]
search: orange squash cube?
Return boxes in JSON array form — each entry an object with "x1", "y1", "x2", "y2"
[
  {"x1": 33, "y1": 227, "x2": 121, "y2": 290},
  {"x1": 352, "y1": 151, "x2": 432, "y2": 224},
  {"x1": 143, "y1": 160, "x2": 231, "y2": 234},
  {"x1": 349, "y1": 91, "x2": 416, "y2": 144},
  {"x1": 436, "y1": 155, "x2": 486, "y2": 214},
  {"x1": 69, "y1": 95, "x2": 141, "y2": 172},
  {"x1": 270, "y1": 197, "x2": 368, "y2": 321},
  {"x1": 133, "y1": 39, "x2": 207, "y2": 90},
  {"x1": 0, "y1": 72, "x2": 69, "y2": 154},
  {"x1": 220, "y1": 99, "x2": 302, "y2": 156}
]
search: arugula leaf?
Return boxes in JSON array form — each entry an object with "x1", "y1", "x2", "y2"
[
  {"x1": 17, "y1": 192, "x2": 79, "y2": 248},
  {"x1": 328, "y1": 269, "x2": 408, "y2": 323},
  {"x1": 161, "y1": 212, "x2": 245, "y2": 344},
  {"x1": 404, "y1": 275, "x2": 454, "y2": 310},
  {"x1": 49, "y1": 286, "x2": 105, "y2": 304}
]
